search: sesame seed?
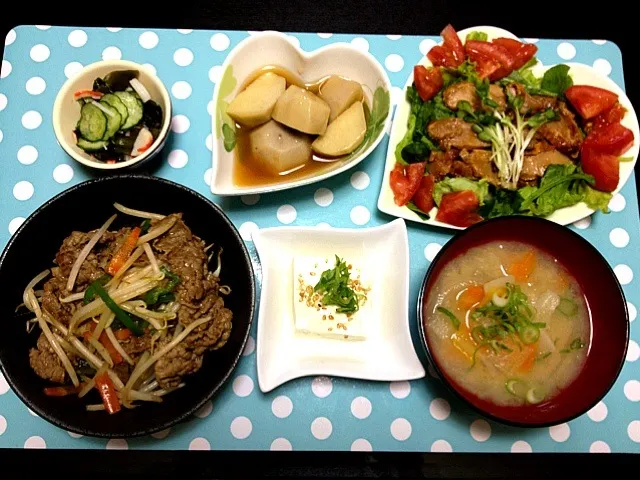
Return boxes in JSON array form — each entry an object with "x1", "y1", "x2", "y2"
[
  {"x1": 344, "y1": 335, "x2": 349, "y2": 339},
  {"x1": 328, "y1": 314, "x2": 334, "y2": 320},
  {"x1": 328, "y1": 327, "x2": 333, "y2": 331},
  {"x1": 310, "y1": 271, "x2": 316, "y2": 276},
  {"x1": 322, "y1": 315, "x2": 327, "y2": 320}
]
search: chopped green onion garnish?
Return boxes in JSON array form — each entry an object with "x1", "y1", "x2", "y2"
[
  {"x1": 556, "y1": 297, "x2": 578, "y2": 317},
  {"x1": 437, "y1": 306, "x2": 460, "y2": 330}
]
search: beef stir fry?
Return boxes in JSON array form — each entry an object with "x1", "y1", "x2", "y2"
[
  {"x1": 390, "y1": 25, "x2": 635, "y2": 227},
  {"x1": 21, "y1": 203, "x2": 233, "y2": 414}
]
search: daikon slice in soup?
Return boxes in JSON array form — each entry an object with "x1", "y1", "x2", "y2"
[{"x1": 424, "y1": 240, "x2": 590, "y2": 407}]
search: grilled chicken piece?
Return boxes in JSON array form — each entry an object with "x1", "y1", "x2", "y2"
[
  {"x1": 504, "y1": 83, "x2": 557, "y2": 114},
  {"x1": 428, "y1": 118, "x2": 489, "y2": 150},
  {"x1": 459, "y1": 149, "x2": 500, "y2": 185},
  {"x1": 427, "y1": 150, "x2": 456, "y2": 179},
  {"x1": 443, "y1": 82, "x2": 506, "y2": 111},
  {"x1": 520, "y1": 150, "x2": 572, "y2": 181},
  {"x1": 537, "y1": 102, "x2": 584, "y2": 157}
]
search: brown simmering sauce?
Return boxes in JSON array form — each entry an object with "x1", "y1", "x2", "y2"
[{"x1": 232, "y1": 65, "x2": 367, "y2": 188}]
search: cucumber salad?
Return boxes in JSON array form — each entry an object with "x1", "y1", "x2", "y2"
[{"x1": 73, "y1": 70, "x2": 163, "y2": 163}]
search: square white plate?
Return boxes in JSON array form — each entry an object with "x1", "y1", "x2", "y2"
[{"x1": 252, "y1": 219, "x2": 425, "y2": 392}]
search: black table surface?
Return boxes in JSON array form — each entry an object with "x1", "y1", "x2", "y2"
[{"x1": 1, "y1": 1, "x2": 639, "y2": 478}]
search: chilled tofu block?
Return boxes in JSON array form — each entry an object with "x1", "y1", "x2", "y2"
[
  {"x1": 226, "y1": 72, "x2": 286, "y2": 127},
  {"x1": 293, "y1": 255, "x2": 369, "y2": 341},
  {"x1": 271, "y1": 85, "x2": 331, "y2": 135},
  {"x1": 319, "y1": 75, "x2": 364, "y2": 122},
  {"x1": 249, "y1": 120, "x2": 312, "y2": 174},
  {"x1": 312, "y1": 101, "x2": 367, "y2": 157}
]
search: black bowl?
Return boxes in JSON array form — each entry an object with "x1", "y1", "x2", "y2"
[
  {"x1": 417, "y1": 216, "x2": 628, "y2": 428},
  {"x1": 0, "y1": 174, "x2": 255, "y2": 438}
]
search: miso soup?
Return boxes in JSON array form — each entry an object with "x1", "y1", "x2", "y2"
[{"x1": 424, "y1": 241, "x2": 590, "y2": 406}]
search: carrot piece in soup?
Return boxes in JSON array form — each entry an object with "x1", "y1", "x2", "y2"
[
  {"x1": 517, "y1": 344, "x2": 538, "y2": 373},
  {"x1": 457, "y1": 285, "x2": 485, "y2": 310},
  {"x1": 507, "y1": 251, "x2": 536, "y2": 282}
]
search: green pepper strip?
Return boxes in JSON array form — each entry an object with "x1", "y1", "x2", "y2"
[
  {"x1": 83, "y1": 274, "x2": 112, "y2": 305},
  {"x1": 91, "y1": 281, "x2": 144, "y2": 336},
  {"x1": 143, "y1": 266, "x2": 180, "y2": 307}
]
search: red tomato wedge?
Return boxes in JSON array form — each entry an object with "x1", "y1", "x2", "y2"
[
  {"x1": 411, "y1": 175, "x2": 436, "y2": 213},
  {"x1": 475, "y1": 57, "x2": 502, "y2": 80},
  {"x1": 436, "y1": 190, "x2": 484, "y2": 227},
  {"x1": 581, "y1": 145, "x2": 620, "y2": 192},
  {"x1": 414, "y1": 65, "x2": 443, "y2": 102},
  {"x1": 584, "y1": 122, "x2": 635, "y2": 156},
  {"x1": 565, "y1": 85, "x2": 619, "y2": 120},
  {"x1": 591, "y1": 103, "x2": 627, "y2": 132},
  {"x1": 440, "y1": 24, "x2": 465, "y2": 66},
  {"x1": 465, "y1": 41, "x2": 516, "y2": 72},
  {"x1": 390, "y1": 162, "x2": 426, "y2": 206},
  {"x1": 427, "y1": 45, "x2": 458, "y2": 68},
  {"x1": 492, "y1": 38, "x2": 538, "y2": 70}
]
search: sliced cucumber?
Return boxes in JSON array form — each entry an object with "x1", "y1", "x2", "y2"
[
  {"x1": 96, "y1": 102, "x2": 122, "y2": 140},
  {"x1": 114, "y1": 91, "x2": 143, "y2": 130},
  {"x1": 77, "y1": 138, "x2": 109, "y2": 152},
  {"x1": 101, "y1": 93, "x2": 129, "y2": 126},
  {"x1": 77, "y1": 103, "x2": 107, "y2": 141}
]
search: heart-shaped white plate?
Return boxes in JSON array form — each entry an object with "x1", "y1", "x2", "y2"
[
  {"x1": 377, "y1": 26, "x2": 640, "y2": 230},
  {"x1": 210, "y1": 31, "x2": 392, "y2": 196}
]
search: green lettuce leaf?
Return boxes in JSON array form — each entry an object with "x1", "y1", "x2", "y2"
[
  {"x1": 466, "y1": 31, "x2": 488, "y2": 42},
  {"x1": 433, "y1": 177, "x2": 490, "y2": 206},
  {"x1": 582, "y1": 185, "x2": 612, "y2": 213},
  {"x1": 540, "y1": 64, "x2": 573, "y2": 96},
  {"x1": 518, "y1": 164, "x2": 593, "y2": 217}
]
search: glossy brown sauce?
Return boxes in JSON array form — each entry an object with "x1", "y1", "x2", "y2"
[{"x1": 232, "y1": 66, "x2": 366, "y2": 188}]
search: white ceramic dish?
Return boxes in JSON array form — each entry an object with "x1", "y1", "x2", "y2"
[
  {"x1": 252, "y1": 219, "x2": 425, "y2": 392},
  {"x1": 377, "y1": 26, "x2": 640, "y2": 230},
  {"x1": 52, "y1": 60, "x2": 172, "y2": 170},
  {"x1": 210, "y1": 31, "x2": 392, "y2": 196}
]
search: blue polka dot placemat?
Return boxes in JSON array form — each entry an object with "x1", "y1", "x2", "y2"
[{"x1": 1, "y1": 25, "x2": 639, "y2": 453}]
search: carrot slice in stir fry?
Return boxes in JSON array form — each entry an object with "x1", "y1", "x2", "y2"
[
  {"x1": 106, "y1": 227, "x2": 141, "y2": 276},
  {"x1": 95, "y1": 372, "x2": 121, "y2": 414}
]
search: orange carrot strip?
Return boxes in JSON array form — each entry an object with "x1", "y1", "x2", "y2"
[
  {"x1": 457, "y1": 285, "x2": 485, "y2": 310},
  {"x1": 106, "y1": 227, "x2": 141, "y2": 276},
  {"x1": 507, "y1": 251, "x2": 536, "y2": 282}
]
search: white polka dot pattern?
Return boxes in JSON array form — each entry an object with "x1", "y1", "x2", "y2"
[{"x1": 0, "y1": 26, "x2": 638, "y2": 456}]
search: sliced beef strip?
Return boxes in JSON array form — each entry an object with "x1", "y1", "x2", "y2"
[
  {"x1": 55, "y1": 230, "x2": 119, "y2": 289},
  {"x1": 150, "y1": 214, "x2": 235, "y2": 389},
  {"x1": 428, "y1": 118, "x2": 489, "y2": 150},
  {"x1": 520, "y1": 150, "x2": 573, "y2": 181},
  {"x1": 537, "y1": 102, "x2": 584, "y2": 157},
  {"x1": 154, "y1": 339, "x2": 204, "y2": 389},
  {"x1": 121, "y1": 331, "x2": 152, "y2": 356},
  {"x1": 451, "y1": 160, "x2": 475, "y2": 178},
  {"x1": 442, "y1": 82, "x2": 506, "y2": 111},
  {"x1": 526, "y1": 138, "x2": 556, "y2": 155},
  {"x1": 427, "y1": 150, "x2": 455, "y2": 180},
  {"x1": 29, "y1": 333, "x2": 67, "y2": 384},
  {"x1": 41, "y1": 273, "x2": 75, "y2": 327},
  {"x1": 154, "y1": 214, "x2": 208, "y2": 305},
  {"x1": 459, "y1": 149, "x2": 500, "y2": 185}
]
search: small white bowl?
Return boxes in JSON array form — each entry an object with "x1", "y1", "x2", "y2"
[
  {"x1": 252, "y1": 219, "x2": 425, "y2": 393},
  {"x1": 52, "y1": 60, "x2": 172, "y2": 170},
  {"x1": 210, "y1": 31, "x2": 392, "y2": 196}
]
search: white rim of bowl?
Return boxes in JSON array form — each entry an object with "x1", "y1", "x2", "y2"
[{"x1": 52, "y1": 59, "x2": 172, "y2": 170}]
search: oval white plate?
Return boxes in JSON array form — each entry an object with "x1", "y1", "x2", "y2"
[
  {"x1": 252, "y1": 219, "x2": 425, "y2": 393},
  {"x1": 210, "y1": 31, "x2": 392, "y2": 196},
  {"x1": 377, "y1": 26, "x2": 640, "y2": 230}
]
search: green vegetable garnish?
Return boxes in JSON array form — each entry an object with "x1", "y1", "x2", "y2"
[
  {"x1": 466, "y1": 31, "x2": 488, "y2": 42},
  {"x1": 436, "y1": 306, "x2": 460, "y2": 330},
  {"x1": 83, "y1": 274, "x2": 112, "y2": 305},
  {"x1": 570, "y1": 338, "x2": 585, "y2": 350},
  {"x1": 406, "y1": 201, "x2": 430, "y2": 221},
  {"x1": 313, "y1": 255, "x2": 364, "y2": 314},
  {"x1": 143, "y1": 266, "x2": 180, "y2": 307},
  {"x1": 540, "y1": 64, "x2": 573, "y2": 96},
  {"x1": 89, "y1": 280, "x2": 144, "y2": 336},
  {"x1": 556, "y1": 297, "x2": 578, "y2": 317},
  {"x1": 433, "y1": 177, "x2": 490, "y2": 207},
  {"x1": 140, "y1": 219, "x2": 151, "y2": 235}
]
